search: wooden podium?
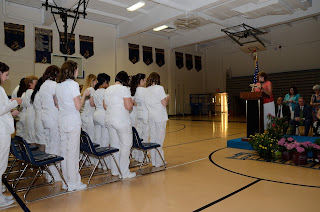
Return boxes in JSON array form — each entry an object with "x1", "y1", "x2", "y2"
[{"x1": 240, "y1": 92, "x2": 268, "y2": 139}]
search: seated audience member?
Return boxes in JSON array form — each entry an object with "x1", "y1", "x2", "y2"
[
  {"x1": 310, "y1": 84, "x2": 320, "y2": 121},
  {"x1": 313, "y1": 109, "x2": 320, "y2": 137},
  {"x1": 275, "y1": 97, "x2": 290, "y2": 133},
  {"x1": 284, "y1": 86, "x2": 300, "y2": 119},
  {"x1": 289, "y1": 97, "x2": 313, "y2": 136}
]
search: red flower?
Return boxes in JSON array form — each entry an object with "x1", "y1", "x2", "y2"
[{"x1": 272, "y1": 124, "x2": 275, "y2": 127}]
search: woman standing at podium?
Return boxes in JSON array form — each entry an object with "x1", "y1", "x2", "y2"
[{"x1": 254, "y1": 71, "x2": 275, "y2": 130}]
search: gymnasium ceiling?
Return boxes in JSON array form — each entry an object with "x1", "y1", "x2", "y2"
[{"x1": 3, "y1": 0, "x2": 320, "y2": 48}]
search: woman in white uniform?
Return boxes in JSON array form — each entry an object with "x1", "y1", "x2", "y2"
[
  {"x1": 31, "y1": 77, "x2": 46, "y2": 151},
  {"x1": 0, "y1": 62, "x2": 21, "y2": 207},
  {"x1": 104, "y1": 71, "x2": 135, "y2": 179},
  {"x1": 93, "y1": 74, "x2": 110, "y2": 148},
  {"x1": 131, "y1": 73, "x2": 148, "y2": 162},
  {"x1": 56, "y1": 60, "x2": 90, "y2": 191},
  {"x1": 15, "y1": 78, "x2": 27, "y2": 139},
  {"x1": 23, "y1": 76, "x2": 38, "y2": 144},
  {"x1": 80, "y1": 74, "x2": 97, "y2": 140},
  {"x1": 144, "y1": 72, "x2": 168, "y2": 167},
  {"x1": 39, "y1": 65, "x2": 61, "y2": 181}
]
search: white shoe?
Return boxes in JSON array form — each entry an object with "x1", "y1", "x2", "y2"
[
  {"x1": 3, "y1": 196, "x2": 13, "y2": 201},
  {"x1": 62, "y1": 182, "x2": 68, "y2": 190},
  {"x1": 2, "y1": 185, "x2": 6, "y2": 192},
  {"x1": 0, "y1": 197, "x2": 14, "y2": 207},
  {"x1": 68, "y1": 182, "x2": 87, "y2": 192},
  {"x1": 122, "y1": 172, "x2": 136, "y2": 179}
]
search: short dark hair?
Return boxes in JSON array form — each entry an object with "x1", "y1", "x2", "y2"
[
  {"x1": 257, "y1": 71, "x2": 268, "y2": 81},
  {"x1": 115, "y1": 71, "x2": 129, "y2": 86},
  {"x1": 299, "y1": 97, "x2": 305, "y2": 101},
  {"x1": 0, "y1": 62, "x2": 9, "y2": 73},
  {"x1": 43, "y1": 65, "x2": 60, "y2": 81},
  {"x1": 147, "y1": 72, "x2": 160, "y2": 87},
  {"x1": 94, "y1": 73, "x2": 110, "y2": 90},
  {"x1": 289, "y1": 86, "x2": 299, "y2": 95},
  {"x1": 57, "y1": 60, "x2": 78, "y2": 83}
]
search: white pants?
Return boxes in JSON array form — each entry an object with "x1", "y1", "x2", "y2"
[
  {"x1": 149, "y1": 121, "x2": 167, "y2": 167},
  {"x1": 43, "y1": 116, "x2": 61, "y2": 180},
  {"x1": 263, "y1": 101, "x2": 276, "y2": 130},
  {"x1": 16, "y1": 113, "x2": 26, "y2": 139},
  {"x1": 60, "y1": 127, "x2": 82, "y2": 187},
  {"x1": 81, "y1": 114, "x2": 95, "y2": 142},
  {"x1": 133, "y1": 119, "x2": 149, "y2": 162},
  {"x1": 25, "y1": 108, "x2": 36, "y2": 144},
  {"x1": 0, "y1": 135, "x2": 11, "y2": 194},
  {"x1": 94, "y1": 110, "x2": 109, "y2": 147},
  {"x1": 106, "y1": 123, "x2": 132, "y2": 177},
  {"x1": 35, "y1": 111, "x2": 46, "y2": 145}
]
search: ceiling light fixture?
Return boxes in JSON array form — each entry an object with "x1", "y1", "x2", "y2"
[
  {"x1": 127, "y1": 1, "x2": 145, "y2": 12},
  {"x1": 153, "y1": 25, "x2": 168, "y2": 31}
]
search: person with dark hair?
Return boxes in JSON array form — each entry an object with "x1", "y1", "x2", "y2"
[
  {"x1": 23, "y1": 76, "x2": 38, "y2": 144},
  {"x1": 131, "y1": 73, "x2": 148, "y2": 162},
  {"x1": 16, "y1": 77, "x2": 27, "y2": 98},
  {"x1": 93, "y1": 73, "x2": 110, "y2": 169},
  {"x1": 104, "y1": 71, "x2": 136, "y2": 179},
  {"x1": 80, "y1": 74, "x2": 97, "y2": 141},
  {"x1": 0, "y1": 62, "x2": 21, "y2": 207},
  {"x1": 145, "y1": 72, "x2": 169, "y2": 167},
  {"x1": 254, "y1": 71, "x2": 275, "y2": 130},
  {"x1": 31, "y1": 77, "x2": 46, "y2": 151},
  {"x1": 284, "y1": 86, "x2": 300, "y2": 119},
  {"x1": 289, "y1": 97, "x2": 313, "y2": 136},
  {"x1": 39, "y1": 65, "x2": 62, "y2": 182},
  {"x1": 56, "y1": 61, "x2": 90, "y2": 191}
]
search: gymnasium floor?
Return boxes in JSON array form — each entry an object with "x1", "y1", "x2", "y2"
[{"x1": 2, "y1": 114, "x2": 320, "y2": 212}]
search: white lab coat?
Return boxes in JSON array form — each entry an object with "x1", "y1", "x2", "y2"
[
  {"x1": 56, "y1": 79, "x2": 82, "y2": 187},
  {"x1": 0, "y1": 86, "x2": 18, "y2": 195},
  {"x1": 39, "y1": 80, "x2": 61, "y2": 180},
  {"x1": 144, "y1": 85, "x2": 168, "y2": 167},
  {"x1": 11, "y1": 85, "x2": 19, "y2": 99},
  {"x1": 104, "y1": 84, "x2": 133, "y2": 177},
  {"x1": 33, "y1": 93, "x2": 46, "y2": 145},
  {"x1": 16, "y1": 92, "x2": 26, "y2": 138},
  {"x1": 24, "y1": 89, "x2": 36, "y2": 143},
  {"x1": 81, "y1": 87, "x2": 95, "y2": 141}
]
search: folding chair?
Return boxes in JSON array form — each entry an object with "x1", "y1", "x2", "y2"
[
  {"x1": 80, "y1": 131, "x2": 122, "y2": 185},
  {"x1": 132, "y1": 127, "x2": 167, "y2": 174},
  {"x1": 14, "y1": 136, "x2": 67, "y2": 202},
  {"x1": 79, "y1": 137, "x2": 100, "y2": 168}
]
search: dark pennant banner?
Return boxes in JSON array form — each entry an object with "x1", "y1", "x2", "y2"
[
  {"x1": 79, "y1": 35, "x2": 94, "y2": 59},
  {"x1": 59, "y1": 32, "x2": 75, "y2": 55},
  {"x1": 35, "y1": 28, "x2": 52, "y2": 63},
  {"x1": 195, "y1": 56, "x2": 202, "y2": 72},
  {"x1": 4, "y1": 22, "x2": 25, "y2": 51},
  {"x1": 175, "y1": 52, "x2": 184, "y2": 69},
  {"x1": 129, "y1": 43, "x2": 140, "y2": 64},
  {"x1": 186, "y1": 54, "x2": 193, "y2": 71},
  {"x1": 143, "y1": 46, "x2": 153, "y2": 66},
  {"x1": 155, "y1": 48, "x2": 165, "y2": 67}
]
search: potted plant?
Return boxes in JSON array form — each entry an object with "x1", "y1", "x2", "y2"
[
  {"x1": 287, "y1": 141, "x2": 312, "y2": 165},
  {"x1": 267, "y1": 114, "x2": 289, "y2": 140},
  {"x1": 277, "y1": 137, "x2": 296, "y2": 161},
  {"x1": 311, "y1": 139, "x2": 320, "y2": 163},
  {"x1": 249, "y1": 133, "x2": 278, "y2": 160}
]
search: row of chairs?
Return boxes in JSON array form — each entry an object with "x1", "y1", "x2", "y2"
[{"x1": 5, "y1": 127, "x2": 166, "y2": 203}]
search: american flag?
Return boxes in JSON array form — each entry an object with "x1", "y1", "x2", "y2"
[{"x1": 253, "y1": 60, "x2": 259, "y2": 84}]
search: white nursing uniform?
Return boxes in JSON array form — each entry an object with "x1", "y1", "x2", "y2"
[
  {"x1": 39, "y1": 80, "x2": 61, "y2": 180},
  {"x1": 16, "y1": 92, "x2": 26, "y2": 138},
  {"x1": 144, "y1": 85, "x2": 168, "y2": 167},
  {"x1": 24, "y1": 89, "x2": 36, "y2": 143},
  {"x1": 81, "y1": 87, "x2": 95, "y2": 141},
  {"x1": 33, "y1": 93, "x2": 46, "y2": 145},
  {"x1": 104, "y1": 84, "x2": 132, "y2": 177},
  {"x1": 56, "y1": 79, "x2": 82, "y2": 188},
  {"x1": 93, "y1": 88, "x2": 109, "y2": 147},
  {"x1": 11, "y1": 85, "x2": 19, "y2": 99},
  {"x1": 0, "y1": 86, "x2": 18, "y2": 195}
]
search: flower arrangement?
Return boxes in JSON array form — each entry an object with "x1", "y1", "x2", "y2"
[
  {"x1": 267, "y1": 113, "x2": 289, "y2": 140},
  {"x1": 277, "y1": 137, "x2": 295, "y2": 152},
  {"x1": 311, "y1": 139, "x2": 320, "y2": 163},
  {"x1": 249, "y1": 133, "x2": 278, "y2": 159}
]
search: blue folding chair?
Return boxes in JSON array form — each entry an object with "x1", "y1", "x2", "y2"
[
  {"x1": 79, "y1": 135, "x2": 100, "y2": 168},
  {"x1": 14, "y1": 136, "x2": 67, "y2": 202},
  {"x1": 80, "y1": 131, "x2": 122, "y2": 185},
  {"x1": 132, "y1": 127, "x2": 167, "y2": 173}
]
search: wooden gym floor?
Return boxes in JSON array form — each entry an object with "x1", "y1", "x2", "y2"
[{"x1": 1, "y1": 114, "x2": 320, "y2": 212}]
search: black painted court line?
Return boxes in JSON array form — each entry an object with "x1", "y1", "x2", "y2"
[
  {"x1": 209, "y1": 148, "x2": 320, "y2": 189},
  {"x1": 167, "y1": 124, "x2": 186, "y2": 134},
  {"x1": 2, "y1": 176, "x2": 30, "y2": 212},
  {"x1": 170, "y1": 118, "x2": 246, "y2": 123},
  {"x1": 164, "y1": 133, "x2": 244, "y2": 149},
  {"x1": 193, "y1": 179, "x2": 261, "y2": 212}
]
